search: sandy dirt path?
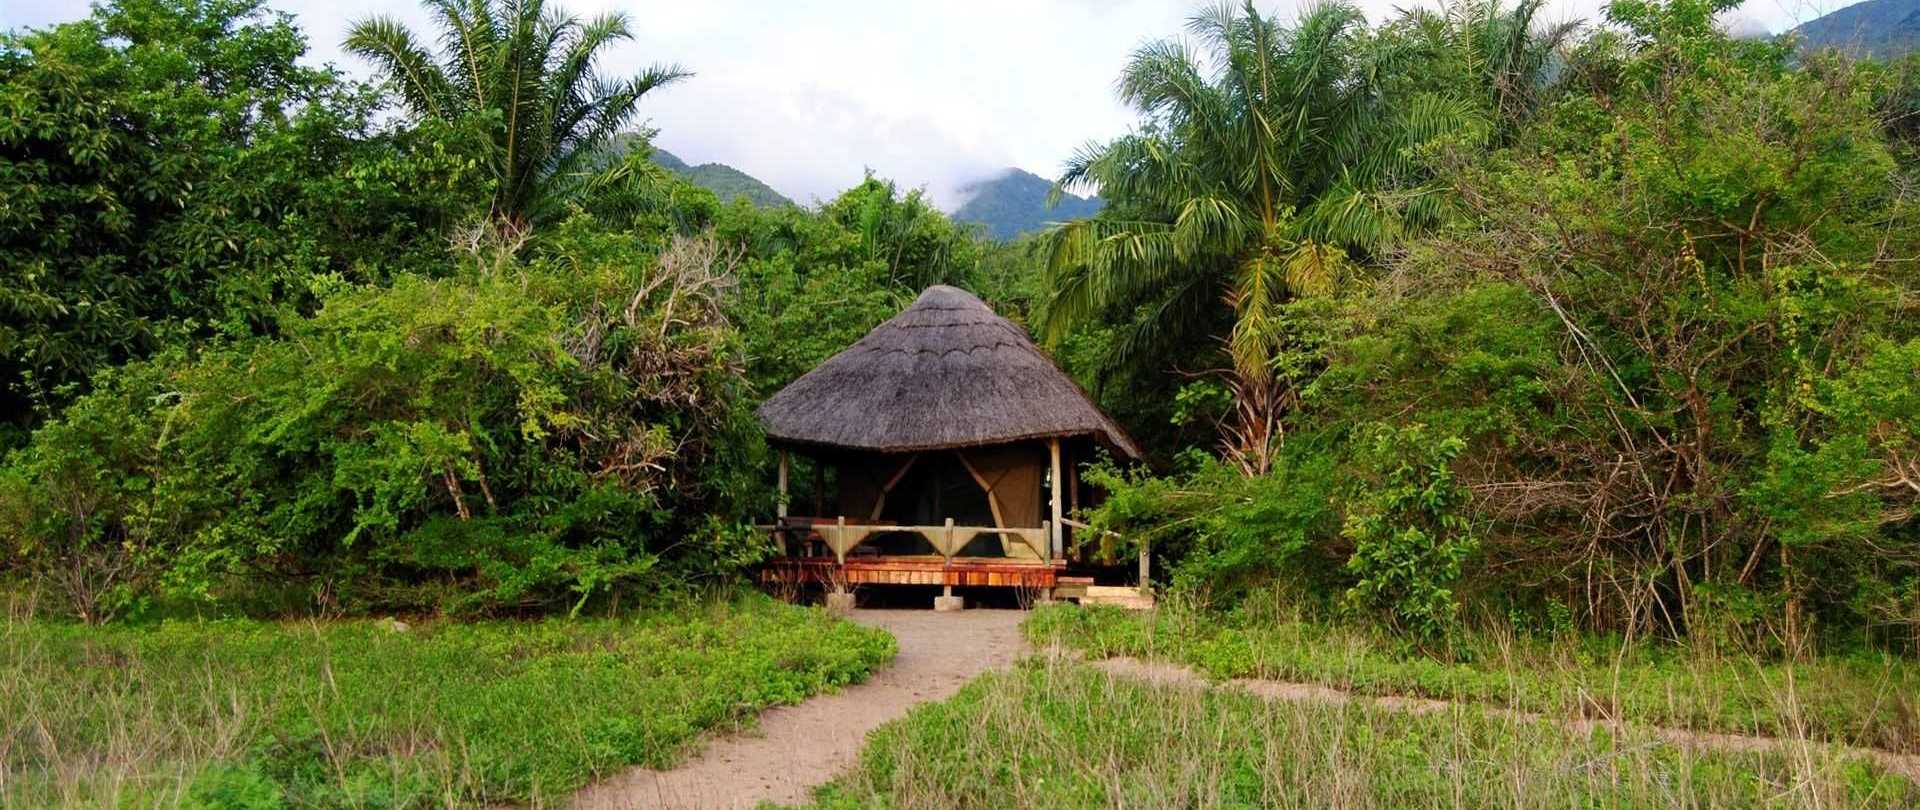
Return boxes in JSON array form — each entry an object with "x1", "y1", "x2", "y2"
[
  {"x1": 1091, "y1": 656, "x2": 1920, "y2": 783},
  {"x1": 569, "y1": 608, "x2": 1028, "y2": 810}
]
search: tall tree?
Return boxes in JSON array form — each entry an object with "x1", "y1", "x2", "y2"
[
  {"x1": 0, "y1": 0, "x2": 476, "y2": 447},
  {"x1": 1384, "y1": 0, "x2": 1582, "y2": 136},
  {"x1": 1041, "y1": 1, "x2": 1487, "y2": 473},
  {"x1": 346, "y1": 0, "x2": 687, "y2": 230}
]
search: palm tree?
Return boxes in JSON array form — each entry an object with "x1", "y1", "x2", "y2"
[
  {"x1": 346, "y1": 0, "x2": 687, "y2": 230},
  {"x1": 1041, "y1": 1, "x2": 1488, "y2": 473},
  {"x1": 1386, "y1": 0, "x2": 1582, "y2": 136}
]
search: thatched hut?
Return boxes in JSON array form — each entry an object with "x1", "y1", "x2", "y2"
[{"x1": 756, "y1": 285, "x2": 1143, "y2": 604}]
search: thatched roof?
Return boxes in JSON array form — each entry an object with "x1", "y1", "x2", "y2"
[{"x1": 758, "y1": 286, "x2": 1142, "y2": 459}]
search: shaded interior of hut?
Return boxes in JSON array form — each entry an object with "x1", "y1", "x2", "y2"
[{"x1": 776, "y1": 439, "x2": 1101, "y2": 561}]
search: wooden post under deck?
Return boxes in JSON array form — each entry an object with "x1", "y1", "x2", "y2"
[{"x1": 1048, "y1": 439, "x2": 1063, "y2": 560}]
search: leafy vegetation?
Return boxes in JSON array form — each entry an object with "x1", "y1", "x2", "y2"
[
  {"x1": 1060, "y1": 0, "x2": 1920, "y2": 657},
  {"x1": 0, "y1": 0, "x2": 480, "y2": 446},
  {"x1": 1, "y1": 592, "x2": 893, "y2": 808},
  {"x1": 0, "y1": 0, "x2": 1030, "y2": 620},
  {"x1": 1040, "y1": 0, "x2": 1572, "y2": 473},
  {"x1": 345, "y1": 0, "x2": 687, "y2": 229},
  {"x1": 800, "y1": 660, "x2": 1918, "y2": 808},
  {"x1": 0, "y1": 223, "x2": 766, "y2": 621}
]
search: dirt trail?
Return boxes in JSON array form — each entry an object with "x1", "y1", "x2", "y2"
[
  {"x1": 1091, "y1": 656, "x2": 1920, "y2": 783},
  {"x1": 570, "y1": 608, "x2": 1028, "y2": 810}
]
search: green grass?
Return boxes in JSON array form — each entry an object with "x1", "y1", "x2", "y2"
[
  {"x1": 1, "y1": 593, "x2": 894, "y2": 809},
  {"x1": 801, "y1": 659, "x2": 1919, "y2": 809},
  {"x1": 1025, "y1": 604, "x2": 1920, "y2": 753}
]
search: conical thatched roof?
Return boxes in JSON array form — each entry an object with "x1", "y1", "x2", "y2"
[{"x1": 758, "y1": 286, "x2": 1142, "y2": 459}]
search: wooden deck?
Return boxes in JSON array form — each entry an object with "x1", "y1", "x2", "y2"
[{"x1": 759, "y1": 556, "x2": 1065, "y2": 588}]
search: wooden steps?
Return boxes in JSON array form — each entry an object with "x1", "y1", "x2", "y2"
[
  {"x1": 1051, "y1": 576, "x2": 1094, "y2": 601},
  {"x1": 1078, "y1": 585, "x2": 1156, "y2": 610}
]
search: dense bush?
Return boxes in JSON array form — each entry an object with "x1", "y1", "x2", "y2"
[
  {"x1": 0, "y1": 222, "x2": 767, "y2": 618},
  {"x1": 1069, "y1": 0, "x2": 1920, "y2": 651}
]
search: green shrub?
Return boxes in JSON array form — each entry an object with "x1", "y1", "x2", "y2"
[
  {"x1": 0, "y1": 361, "x2": 195, "y2": 623},
  {"x1": 1081, "y1": 451, "x2": 1340, "y2": 607},
  {"x1": 0, "y1": 221, "x2": 767, "y2": 619},
  {"x1": 1341, "y1": 423, "x2": 1479, "y2": 642}
]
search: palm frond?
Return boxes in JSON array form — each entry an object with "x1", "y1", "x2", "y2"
[{"x1": 343, "y1": 16, "x2": 454, "y2": 118}]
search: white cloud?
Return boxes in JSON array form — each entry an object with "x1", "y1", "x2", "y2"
[{"x1": 3, "y1": 0, "x2": 1860, "y2": 208}]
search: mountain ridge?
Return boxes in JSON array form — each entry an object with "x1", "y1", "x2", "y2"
[
  {"x1": 651, "y1": 147, "x2": 794, "y2": 208},
  {"x1": 1791, "y1": 0, "x2": 1920, "y2": 57},
  {"x1": 951, "y1": 168, "x2": 1103, "y2": 241},
  {"x1": 603, "y1": 134, "x2": 795, "y2": 208}
]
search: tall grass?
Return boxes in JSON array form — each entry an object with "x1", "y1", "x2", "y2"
[
  {"x1": 0, "y1": 592, "x2": 894, "y2": 808},
  {"x1": 1027, "y1": 603, "x2": 1920, "y2": 753},
  {"x1": 805, "y1": 659, "x2": 1919, "y2": 809}
]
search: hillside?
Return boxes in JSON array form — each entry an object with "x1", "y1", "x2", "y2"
[
  {"x1": 1792, "y1": 0, "x2": 1920, "y2": 57},
  {"x1": 952, "y1": 168, "x2": 1103, "y2": 241},
  {"x1": 652, "y1": 147, "x2": 794, "y2": 208},
  {"x1": 602, "y1": 134, "x2": 794, "y2": 207}
]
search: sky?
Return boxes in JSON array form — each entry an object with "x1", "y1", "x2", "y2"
[{"x1": 1, "y1": 0, "x2": 1871, "y2": 208}]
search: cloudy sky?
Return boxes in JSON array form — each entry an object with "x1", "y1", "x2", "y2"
[{"x1": 3, "y1": 0, "x2": 1866, "y2": 207}]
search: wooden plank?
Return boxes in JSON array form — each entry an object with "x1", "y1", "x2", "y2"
[{"x1": 758, "y1": 555, "x2": 1062, "y2": 589}]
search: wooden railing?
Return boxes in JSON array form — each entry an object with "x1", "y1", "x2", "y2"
[
  {"x1": 760, "y1": 517, "x2": 1052, "y2": 564},
  {"x1": 1060, "y1": 517, "x2": 1149, "y2": 591}
]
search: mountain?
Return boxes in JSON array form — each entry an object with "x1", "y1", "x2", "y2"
[
  {"x1": 952, "y1": 168, "x2": 1104, "y2": 241},
  {"x1": 650, "y1": 147, "x2": 794, "y2": 208},
  {"x1": 601, "y1": 134, "x2": 794, "y2": 207},
  {"x1": 1792, "y1": 0, "x2": 1920, "y2": 58}
]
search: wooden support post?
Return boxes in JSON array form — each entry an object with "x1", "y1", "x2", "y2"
[
  {"x1": 1068, "y1": 454, "x2": 1079, "y2": 514},
  {"x1": 1048, "y1": 439, "x2": 1063, "y2": 560},
  {"x1": 835, "y1": 515, "x2": 848, "y2": 564},
  {"x1": 776, "y1": 449, "x2": 789, "y2": 519}
]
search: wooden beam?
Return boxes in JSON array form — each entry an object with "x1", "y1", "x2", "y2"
[
  {"x1": 881, "y1": 453, "x2": 920, "y2": 492},
  {"x1": 1048, "y1": 439, "x2": 1063, "y2": 560},
  {"x1": 954, "y1": 451, "x2": 1008, "y2": 531},
  {"x1": 869, "y1": 453, "x2": 920, "y2": 521}
]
